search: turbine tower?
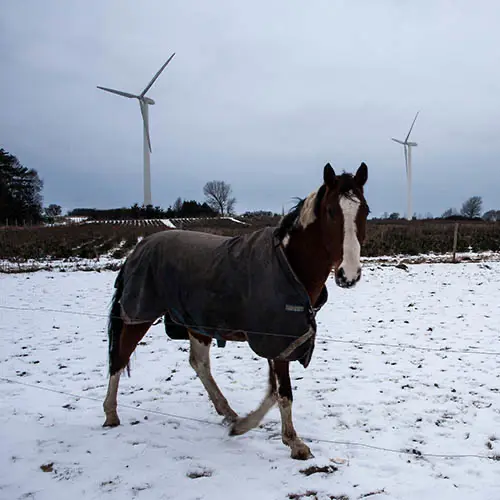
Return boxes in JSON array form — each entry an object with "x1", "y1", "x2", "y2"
[
  {"x1": 97, "y1": 53, "x2": 175, "y2": 206},
  {"x1": 391, "y1": 111, "x2": 419, "y2": 221}
]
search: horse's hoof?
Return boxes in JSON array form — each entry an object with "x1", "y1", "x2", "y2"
[
  {"x1": 291, "y1": 444, "x2": 314, "y2": 460},
  {"x1": 229, "y1": 424, "x2": 241, "y2": 436},
  {"x1": 222, "y1": 414, "x2": 239, "y2": 426},
  {"x1": 103, "y1": 416, "x2": 120, "y2": 427},
  {"x1": 229, "y1": 419, "x2": 248, "y2": 436}
]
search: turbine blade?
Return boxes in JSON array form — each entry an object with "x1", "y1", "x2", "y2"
[
  {"x1": 391, "y1": 138, "x2": 405, "y2": 145},
  {"x1": 140, "y1": 101, "x2": 152, "y2": 153},
  {"x1": 404, "y1": 145, "x2": 409, "y2": 176},
  {"x1": 405, "y1": 111, "x2": 420, "y2": 142},
  {"x1": 140, "y1": 53, "x2": 176, "y2": 97},
  {"x1": 97, "y1": 86, "x2": 137, "y2": 99}
]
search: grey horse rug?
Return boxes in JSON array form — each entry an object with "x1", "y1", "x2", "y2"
[{"x1": 116, "y1": 226, "x2": 328, "y2": 368}]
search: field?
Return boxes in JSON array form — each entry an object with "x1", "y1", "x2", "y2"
[
  {"x1": 1, "y1": 261, "x2": 499, "y2": 499},
  {"x1": 1, "y1": 219, "x2": 499, "y2": 267}
]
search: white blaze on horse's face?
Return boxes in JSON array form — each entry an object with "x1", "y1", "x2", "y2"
[{"x1": 336, "y1": 194, "x2": 362, "y2": 288}]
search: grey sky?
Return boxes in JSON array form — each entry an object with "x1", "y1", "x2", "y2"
[{"x1": 1, "y1": 0, "x2": 499, "y2": 217}]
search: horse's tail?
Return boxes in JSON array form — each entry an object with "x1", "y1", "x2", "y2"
[{"x1": 108, "y1": 265, "x2": 127, "y2": 376}]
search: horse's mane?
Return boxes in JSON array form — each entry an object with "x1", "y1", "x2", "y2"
[
  {"x1": 277, "y1": 197, "x2": 308, "y2": 240},
  {"x1": 277, "y1": 173, "x2": 361, "y2": 241}
]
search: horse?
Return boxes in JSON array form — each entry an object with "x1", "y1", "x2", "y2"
[{"x1": 103, "y1": 162, "x2": 369, "y2": 460}]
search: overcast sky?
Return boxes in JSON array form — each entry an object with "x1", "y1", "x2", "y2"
[{"x1": 1, "y1": 1, "x2": 499, "y2": 217}]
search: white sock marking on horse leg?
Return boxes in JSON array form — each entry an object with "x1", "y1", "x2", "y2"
[
  {"x1": 278, "y1": 396, "x2": 313, "y2": 460},
  {"x1": 189, "y1": 335, "x2": 238, "y2": 422},
  {"x1": 339, "y1": 195, "x2": 361, "y2": 281},
  {"x1": 103, "y1": 372, "x2": 121, "y2": 426},
  {"x1": 230, "y1": 391, "x2": 277, "y2": 435},
  {"x1": 231, "y1": 362, "x2": 277, "y2": 436}
]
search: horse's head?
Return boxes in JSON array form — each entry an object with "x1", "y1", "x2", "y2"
[
  {"x1": 278, "y1": 162, "x2": 369, "y2": 292},
  {"x1": 318, "y1": 162, "x2": 369, "y2": 288}
]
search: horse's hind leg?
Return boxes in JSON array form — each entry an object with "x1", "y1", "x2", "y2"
[
  {"x1": 229, "y1": 359, "x2": 277, "y2": 436},
  {"x1": 188, "y1": 332, "x2": 238, "y2": 423},
  {"x1": 231, "y1": 359, "x2": 313, "y2": 459},
  {"x1": 103, "y1": 322, "x2": 153, "y2": 427}
]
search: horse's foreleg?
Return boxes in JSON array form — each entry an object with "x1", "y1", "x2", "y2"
[
  {"x1": 188, "y1": 332, "x2": 238, "y2": 423},
  {"x1": 103, "y1": 322, "x2": 152, "y2": 427},
  {"x1": 103, "y1": 372, "x2": 121, "y2": 427},
  {"x1": 274, "y1": 360, "x2": 313, "y2": 460},
  {"x1": 229, "y1": 359, "x2": 277, "y2": 436}
]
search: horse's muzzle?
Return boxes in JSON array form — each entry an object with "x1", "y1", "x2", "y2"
[{"x1": 335, "y1": 267, "x2": 361, "y2": 288}]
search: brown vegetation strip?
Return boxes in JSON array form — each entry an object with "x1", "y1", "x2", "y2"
[{"x1": 0, "y1": 219, "x2": 499, "y2": 260}]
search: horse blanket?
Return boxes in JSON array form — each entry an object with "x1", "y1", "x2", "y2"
[{"x1": 117, "y1": 226, "x2": 328, "y2": 368}]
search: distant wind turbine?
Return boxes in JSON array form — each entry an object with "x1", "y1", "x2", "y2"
[
  {"x1": 391, "y1": 111, "x2": 419, "y2": 221},
  {"x1": 97, "y1": 53, "x2": 175, "y2": 206}
]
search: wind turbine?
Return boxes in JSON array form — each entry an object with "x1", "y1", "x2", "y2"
[
  {"x1": 391, "y1": 111, "x2": 419, "y2": 221},
  {"x1": 97, "y1": 53, "x2": 175, "y2": 206}
]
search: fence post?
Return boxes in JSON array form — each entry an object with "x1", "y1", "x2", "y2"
[{"x1": 452, "y1": 222, "x2": 459, "y2": 262}]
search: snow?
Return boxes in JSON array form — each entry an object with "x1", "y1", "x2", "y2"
[
  {"x1": 223, "y1": 217, "x2": 247, "y2": 225},
  {"x1": 1, "y1": 251, "x2": 499, "y2": 274},
  {"x1": 1, "y1": 262, "x2": 500, "y2": 499},
  {"x1": 0, "y1": 256, "x2": 123, "y2": 273},
  {"x1": 160, "y1": 219, "x2": 177, "y2": 229},
  {"x1": 65, "y1": 216, "x2": 89, "y2": 223}
]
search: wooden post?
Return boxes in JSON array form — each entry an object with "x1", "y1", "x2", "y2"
[{"x1": 452, "y1": 222, "x2": 459, "y2": 263}]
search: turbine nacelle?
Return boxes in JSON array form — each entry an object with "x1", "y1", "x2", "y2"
[{"x1": 142, "y1": 97, "x2": 155, "y2": 105}]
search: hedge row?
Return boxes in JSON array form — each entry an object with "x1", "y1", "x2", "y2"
[
  {"x1": 0, "y1": 223, "x2": 163, "y2": 260},
  {"x1": 0, "y1": 219, "x2": 499, "y2": 261}
]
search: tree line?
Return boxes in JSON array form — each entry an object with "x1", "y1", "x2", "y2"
[
  {"x1": 442, "y1": 196, "x2": 500, "y2": 221},
  {"x1": 68, "y1": 181, "x2": 238, "y2": 220},
  {"x1": 376, "y1": 196, "x2": 499, "y2": 222},
  {"x1": 68, "y1": 200, "x2": 217, "y2": 220},
  {"x1": 0, "y1": 148, "x2": 43, "y2": 225}
]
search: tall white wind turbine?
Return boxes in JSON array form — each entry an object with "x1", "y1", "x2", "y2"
[
  {"x1": 391, "y1": 111, "x2": 419, "y2": 221},
  {"x1": 97, "y1": 53, "x2": 175, "y2": 206}
]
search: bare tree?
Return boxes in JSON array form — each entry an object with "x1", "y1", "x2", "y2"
[
  {"x1": 172, "y1": 197, "x2": 183, "y2": 213},
  {"x1": 483, "y1": 209, "x2": 500, "y2": 222},
  {"x1": 203, "y1": 180, "x2": 236, "y2": 216},
  {"x1": 460, "y1": 196, "x2": 482, "y2": 219},
  {"x1": 442, "y1": 207, "x2": 458, "y2": 218}
]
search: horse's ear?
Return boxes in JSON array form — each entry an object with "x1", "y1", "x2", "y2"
[
  {"x1": 323, "y1": 163, "x2": 337, "y2": 188},
  {"x1": 355, "y1": 162, "x2": 368, "y2": 187}
]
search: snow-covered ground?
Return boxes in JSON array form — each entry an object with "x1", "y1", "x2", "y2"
[
  {"x1": 1, "y1": 262, "x2": 499, "y2": 499},
  {"x1": 1, "y1": 250, "x2": 499, "y2": 274}
]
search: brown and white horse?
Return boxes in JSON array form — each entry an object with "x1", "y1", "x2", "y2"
[{"x1": 103, "y1": 162, "x2": 369, "y2": 460}]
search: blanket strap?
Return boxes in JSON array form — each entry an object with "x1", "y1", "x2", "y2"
[{"x1": 275, "y1": 327, "x2": 314, "y2": 361}]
